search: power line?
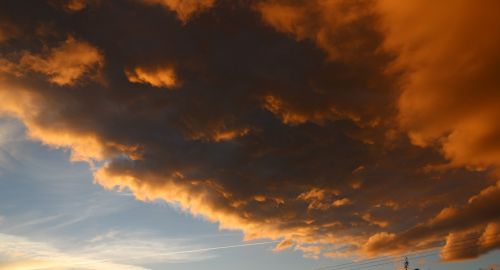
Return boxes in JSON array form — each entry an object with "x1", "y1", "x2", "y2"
[
  {"x1": 332, "y1": 231, "x2": 500, "y2": 269},
  {"x1": 312, "y1": 232, "x2": 500, "y2": 270},
  {"x1": 350, "y1": 236, "x2": 500, "y2": 270},
  {"x1": 347, "y1": 237, "x2": 500, "y2": 270},
  {"x1": 313, "y1": 247, "x2": 441, "y2": 270},
  {"x1": 372, "y1": 236, "x2": 500, "y2": 269}
]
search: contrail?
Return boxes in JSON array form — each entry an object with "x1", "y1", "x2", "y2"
[
  {"x1": 160, "y1": 240, "x2": 280, "y2": 256},
  {"x1": 72, "y1": 240, "x2": 282, "y2": 266}
]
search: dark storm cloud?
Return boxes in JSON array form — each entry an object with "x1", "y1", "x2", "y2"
[{"x1": 1, "y1": 0, "x2": 499, "y2": 260}]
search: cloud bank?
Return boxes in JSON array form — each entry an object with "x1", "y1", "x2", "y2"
[{"x1": 0, "y1": 0, "x2": 499, "y2": 261}]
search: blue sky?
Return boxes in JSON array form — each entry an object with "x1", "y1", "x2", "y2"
[{"x1": 1, "y1": 117, "x2": 498, "y2": 270}]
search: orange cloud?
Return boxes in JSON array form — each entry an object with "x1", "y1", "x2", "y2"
[
  {"x1": 0, "y1": 83, "x2": 141, "y2": 163},
  {"x1": 362, "y1": 180, "x2": 500, "y2": 259},
  {"x1": 1, "y1": 0, "x2": 500, "y2": 263},
  {"x1": 263, "y1": 95, "x2": 360, "y2": 125},
  {"x1": 126, "y1": 66, "x2": 179, "y2": 89},
  {"x1": 360, "y1": 213, "x2": 388, "y2": 229},
  {"x1": 211, "y1": 128, "x2": 250, "y2": 142},
  {"x1": 377, "y1": 0, "x2": 500, "y2": 171},
  {"x1": 273, "y1": 239, "x2": 294, "y2": 252},
  {"x1": 332, "y1": 198, "x2": 352, "y2": 207},
  {"x1": 257, "y1": 0, "x2": 374, "y2": 60},
  {"x1": 139, "y1": 0, "x2": 214, "y2": 22},
  {"x1": 20, "y1": 36, "x2": 104, "y2": 86},
  {"x1": 297, "y1": 188, "x2": 350, "y2": 211},
  {"x1": 65, "y1": 0, "x2": 87, "y2": 11},
  {"x1": 0, "y1": 59, "x2": 22, "y2": 78},
  {"x1": 439, "y1": 223, "x2": 500, "y2": 261}
]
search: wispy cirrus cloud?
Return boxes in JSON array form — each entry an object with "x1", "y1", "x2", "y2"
[
  {"x1": 0, "y1": 233, "x2": 148, "y2": 270},
  {"x1": 0, "y1": 231, "x2": 277, "y2": 270}
]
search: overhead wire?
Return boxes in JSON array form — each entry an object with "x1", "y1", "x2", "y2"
[
  {"x1": 346, "y1": 236, "x2": 500, "y2": 270},
  {"x1": 312, "y1": 232, "x2": 500, "y2": 270}
]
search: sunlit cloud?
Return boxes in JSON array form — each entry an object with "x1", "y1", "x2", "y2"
[
  {"x1": 377, "y1": 0, "x2": 500, "y2": 171},
  {"x1": 20, "y1": 36, "x2": 104, "y2": 86},
  {"x1": 138, "y1": 0, "x2": 215, "y2": 22},
  {"x1": 126, "y1": 66, "x2": 179, "y2": 89},
  {"x1": 64, "y1": 0, "x2": 87, "y2": 12},
  {"x1": 0, "y1": 0, "x2": 499, "y2": 263}
]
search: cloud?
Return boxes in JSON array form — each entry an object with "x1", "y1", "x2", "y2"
[
  {"x1": 273, "y1": 239, "x2": 294, "y2": 252},
  {"x1": 376, "y1": 0, "x2": 500, "y2": 171},
  {"x1": 0, "y1": 230, "x2": 272, "y2": 270},
  {"x1": 20, "y1": 36, "x2": 104, "y2": 86},
  {"x1": 0, "y1": 233, "x2": 148, "y2": 270},
  {"x1": 65, "y1": 0, "x2": 87, "y2": 11},
  {"x1": 0, "y1": 20, "x2": 20, "y2": 43},
  {"x1": 126, "y1": 66, "x2": 179, "y2": 88},
  {"x1": 0, "y1": 59, "x2": 22, "y2": 78},
  {"x1": 256, "y1": 0, "x2": 375, "y2": 60},
  {"x1": 439, "y1": 221, "x2": 500, "y2": 261},
  {"x1": 362, "y1": 181, "x2": 500, "y2": 257},
  {"x1": 138, "y1": 0, "x2": 215, "y2": 22},
  {"x1": 0, "y1": 0, "x2": 499, "y2": 263},
  {"x1": 48, "y1": 0, "x2": 102, "y2": 13}
]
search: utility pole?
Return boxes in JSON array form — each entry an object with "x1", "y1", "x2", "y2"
[{"x1": 403, "y1": 256, "x2": 421, "y2": 270}]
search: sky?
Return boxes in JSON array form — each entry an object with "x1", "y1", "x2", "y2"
[{"x1": 0, "y1": 0, "x2": 500, "y2": 269}]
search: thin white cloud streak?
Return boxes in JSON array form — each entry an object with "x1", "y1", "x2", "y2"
[
  {"x1": 78, "y1": 234, "x2": 215, "y2": 264},
  {"x1": 4, "y1": 196, "x2": 125, "y2": 234},
  {"x1": 140, "y1": 240, "x2": 281, "y2": 258},
  {"x1": 79, "y1": 232, "x2": 278, "y2": 263},
  {"x1": 4, "y1": 214, "x2": 65, "y2": 233}
]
